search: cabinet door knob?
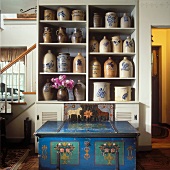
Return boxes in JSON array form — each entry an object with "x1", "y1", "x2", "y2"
[{"x1": 84, "y1": 141, "x2": 90, "y2": 147}]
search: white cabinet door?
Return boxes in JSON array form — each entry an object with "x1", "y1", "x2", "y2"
[
  {"x1": 35, "y1": 103, "x2": 64, "y2": 152},
  {"x1": 115, "y1": 103, "x2": 139, "y2": 128}
]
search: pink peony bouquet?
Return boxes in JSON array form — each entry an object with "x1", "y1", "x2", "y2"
[{"x1": 51, "y1": 75, "x2": 74, "y2": 89}]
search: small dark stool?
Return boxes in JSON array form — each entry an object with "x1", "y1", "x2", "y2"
[{"x1": 0, "y1": 117, "x2": 7, "y2": 167}]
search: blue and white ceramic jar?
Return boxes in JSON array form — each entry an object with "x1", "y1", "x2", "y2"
[
  {"x1": 105, "y1": 12, "x2": 118, "y2": 28},
  {"x1": 43, "y1": 79, "x2": 54, "y2": 101},
  {"x1": 57, "y1": 7, "x2": 70, "y2": 20},
  {"x1": 119, "y1": 57, "x2": 133, "y2": 78},
  {"x1": 57, "y1": 53, "x2": 70, "y2": 72},
  {"x1": 93, "y1": 82, "x2": 110, "y2": 101},
  {"x1": 120, "y1": 13, "x2": 131, "y2": 28},
  {"x1": 43, "y1": 50, "x2": 56, "y2": 72},
  {"x1": 112, "y1": 36, "x2": 122, "y2": 52},
  {"x1": 99, "y1": 36, "x2": 111, "y2": 52},
  {"x1": 115, "y1": 86, "x2": 131, "y2": 101},
  {"x1": 123, "y1": 36, "x2": 135, "y2": 53},
  {"x1": 90, "y1": 36, "x2": 99, "y2": 52}
]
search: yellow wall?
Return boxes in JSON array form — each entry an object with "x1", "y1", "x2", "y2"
[{"x1": 152, "y1": 29, "x2": 170, "y2": 123}]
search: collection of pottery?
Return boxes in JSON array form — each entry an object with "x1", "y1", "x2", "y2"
[
  {"x1": 43, "y1": 51, "x2": 86, "y2": 73},
  {"x1": 90, "y1": 36, "x2": 135, "y2": 53},
  {"x1": 42, "y1": 8, "x2": 133, "y2": 102},
  {"x1": 90, "y1": 56, "x2": 133, "y2": 78},
  {"x1": 43, "y1": 26, "x2": 83, "y2": 43},
  {"x1": 93, "y1": 82, "x2": 132, "y2": 102},
  {"x1": 92, "y1": 12, "x2": 131, "y2": 28},
  {"x1": 43, "y1": 7, "x2": 85, "y2": 21}
]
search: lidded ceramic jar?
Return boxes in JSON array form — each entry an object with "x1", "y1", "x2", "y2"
[
  {"x1": 104, "y1": 57, "x2": 117, "y2": 78},
  {"x1": 43, "y1": 50, "x2": 56, "y2": 72},
  {"x1": 44, "y1": 9, "x2": 55, "y2": 20},
  {"x1": 56, "y1": 27, "x2": 68, "y2": 43},
  {"x1": 119, "y1": 57, "x2": 133, "y2": 78},
  {"x1": 57, "y1": 7, "x2": 70, "y2": 20},
  {"x1": 105, "y1": 12, "x2": 118, "y2": 28},
  {"x1": 120, "y1": 13, "x2": 131, "y2": 28},
  {"x1": 90, "y1": 36, "x2": 99, "y2": 52},
  {"x1": 93, "y1": 13, "x2": 102, "y2": 27},
  {"x1": 71, "y1": 28, "x2": 83, "y2": 43},
  {"x1": 90, "y1": 57, "x2": 101, "y2": 77},
  {"x1": 57, "y1": 53, "x2": 70, "y2": 72},
  {"x1": 43, "y1": 27, "x2": 52, "y2": 43},
  {"x1": 73, "y1": 52, "x2": 85, "y2": 73},
  {"x1": 112, "y1": 36, "x2": 122, "y2": 52},
  {"x1": 99, "y1": 36, "x2": 111, "y2": 52},
  {"x1": 115, "y1": 86, "x2": 131, "y2": 101},
  {"x1": 72, "y1": 10, "x2": 85, "y2": 20},
  {"x1": 123, "y1": 36, "x2": 135, "y2": 53},
  {"x1": 43, "y1": 79, "x2": 54, "y2": 101},
  {"x1": 93, "y1": 82, "x2": 110, "y2": 101},
  {"x1": 73, "y1": 80, "x2": 86, "y2": 101}
]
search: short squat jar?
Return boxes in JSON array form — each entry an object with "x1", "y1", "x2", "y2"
[
  {"x1": 105, "y1": 12, "x2": 118, "y2": 28},
  {"x1": 57, "y1": 53, "x2": 71, "y2": 72},
  {"x1": 44, "y1": 9, "x2": 55, "y2": 20},
  {"x1": 72, "y1": 10, "x2": 85, "y2": 20}
]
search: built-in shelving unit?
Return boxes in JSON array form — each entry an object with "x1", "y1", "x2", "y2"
[{"x1": 36, "y1": 0, "x2": 139, "y2": 104}]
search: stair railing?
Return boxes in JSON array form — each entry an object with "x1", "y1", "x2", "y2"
[{"x1": 0, "y1": 43, "x2": 36, "y2": 113}]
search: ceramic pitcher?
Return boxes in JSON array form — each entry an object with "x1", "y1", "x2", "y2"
[{"x1": 56, "y1": 27, "x2": 68, "y2": 43}]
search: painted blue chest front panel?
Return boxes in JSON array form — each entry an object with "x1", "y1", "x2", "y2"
[{"x1": 35, "y1": 121, "x2": 139, "y2": 170}]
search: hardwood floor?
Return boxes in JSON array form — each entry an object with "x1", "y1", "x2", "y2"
[{"x1": 152, "y1": 127, "x2": 170, "y2": 148}]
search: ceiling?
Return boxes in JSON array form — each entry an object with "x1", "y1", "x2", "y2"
[{"x1": 1, "y1": 0, "x2": 37, "y2": 14}]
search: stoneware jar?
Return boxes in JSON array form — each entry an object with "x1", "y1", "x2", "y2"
[
  {"x1": 105, "y1": 12, "x2": 118, "y2": 28},
  {"x1": 72, "y1": 10, "x2": 85, "y2": 20},
  {"x1": 43, "y1": 79, "x2": 54, "y2": 101},
  {"x1": 104, "y1": 57, "x2": 117, "y2": 78},
  {"x1": 73, "y1": 52, "x2": 85, "y2": 73},
  {"x1": 44, "y1": 9, "x2": 55, "y2": 20},
  {"x1": 89, "y1": 36, "x2": 99, "y2": 52},
  {"x1": 115, "y1": 86, "x2": 131, "y2": 101},
  {"x1": 73, "y1": 80, "x2": 86, "y2": 101},
  {"x1": 93, "y1": 82, "x2": 110, "y2": 101},
  {"x1": 123, "y1": 36, "x2": 135, "y2": 53},
  {"x1": 43, "y1": 50, "x2": 56, "y2": 72},
  {"x1": 120, "y1": 13, "x2": 131, "y2": 28},
  {"x1": 99, "y1": 36, "x2": 111, "y2": 52},
  {"x1": 71, "y1": 28, "x2": 83, "y2": 43},
  {"x1": 57, "y1": 88, "x2": 69, "y2": 101},
  {"x1": 56, "y1": 27, "x2": 68, "y2": 43},
  {"x1": 93, "y1": 13, "x2": 102, "y2": 27},
  {"x1": 90, "y1": 57, "x2": 101, "y2": 77},
  {"x1": 43, "y1": 27, "x2": 52, "y2": 43},
  {"x1": 119, "y1": 57, "x2": 133, "y2": 78},
  {"x1": 57, "y1": 7, "x2": 70, "y2": 20},
  {"x1": 112, "y1": 36, "x2": 122, "y2": 52},
  {"x1": 57, "y1": 53, "x2": 70, "y2": 72}
]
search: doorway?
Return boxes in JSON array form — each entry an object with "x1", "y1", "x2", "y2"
[
  {"x1": 151, "y1": 28, "x2": 170, "y2": 126},
  {"x1": 151, "y1": 46, "x2": 161, "y2": 124}
]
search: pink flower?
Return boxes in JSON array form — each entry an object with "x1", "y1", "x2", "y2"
[{"x1": 51, "y1": 75, "x2": 74, "y2": 90}]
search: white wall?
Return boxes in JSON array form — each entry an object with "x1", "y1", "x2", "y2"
[
  {"x1": 138, "y1": 0, "x2": 170, "y2": 149},
  {"x1": 1, "y1": 16, "x2": 37, "y2": 91}
]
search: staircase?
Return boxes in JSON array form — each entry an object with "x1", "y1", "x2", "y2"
[{"x1": 0, "y1": 44, "x2": 36, "y2": 124}]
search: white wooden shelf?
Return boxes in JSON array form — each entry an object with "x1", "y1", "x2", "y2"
[
  {"x1": 89, "y1": 28, "x2": 135, "y2": 34},
  {"x1": 89, "y1": 52, "x2": 135, "y2": 56},
  {"x1": 40, "y1": 20, "x2": 86, "y2": 28}
]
